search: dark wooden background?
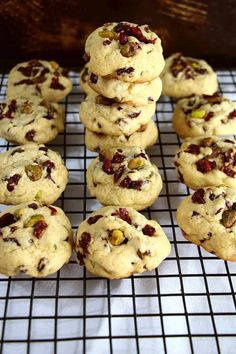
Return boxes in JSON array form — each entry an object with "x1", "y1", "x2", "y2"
[{"x1": 0, "y1": 0, "x2": 236, "y2": 70}]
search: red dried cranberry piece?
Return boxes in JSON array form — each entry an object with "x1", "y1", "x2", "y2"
[
  {"x1": 228, "y1": 110, "x2": 236, "y2": 119},
  {"x1": 130, "y1": 180, "x2": 143, "y2": 190},
  {"x1": 103, "y1": 39, "x2": 111, "y2": 45},
  {"x1": 205, "y1": 112, "x2": 214, "y2": 121},
  {"x1": 47, "y1": 206, "x2": 57, "y2": 215},
  {"x1": 87, "y1": 215, "x2": 103, "y2": 225},
  {"x1": 0, "y1": 213, "x2": 17, "y2": 228},
  {"x1": 90, "y1": 73, "x2": 98, "y2": 84},
  {"x1": 33, "y1": 220, "x2": 48, "y2": 238},
  {"x1": 111, "y1": 152, "x2": 125, "y2": 163},
  {"x1": 7, "y1": 174, "x2": 21, "y2": 192},
  {"x1": 102, "y1": 159, "x2": 114, "y2": 174},
  {"x1": 119, "y1": 32, "x2": 128, "y2": 44},
  {"x1": 79, "y1": 232, "x2": 91, "y2": 255},
  {"x1": 10, "y1": 226, "x2": 17, "y2": 233},
  {"x1": 220, "y1": 165, "x2": 236, "y2": 178},
  {"x1": 142, "y1": 224, "x2": 156, "y2": 236},
  {"x1": 192, "y1": 189, "x2": 205, "y2": 204},
  {"x1": 95, "y1": 95, "x2": 116, "y2": 106},
  {"x1": 119, "y1": 176, "x2": 132, "y2": 188},
  {"x1": 37, "y1": 257, "x2": 49, "y2": 271},
  {"x1": 43, "y1": 113, "x2": 54, "y2": 120},
  {"x1": 184, "y1": 144, "x2": 200, "y2": 155},
  {"x1": 77, "y1": 251, "x2": 85, "y2": 265},
  {"x1": 28, "y1": 203, "x2": 38, "y2": 209},
  {"x1": 25, "y1": 129, "x2": 36, "y2": 141},
  {"x1": 15, "y1": 79, "x2": 34, "y2": 86},
  {"x1": 196, "y1": 159, "x2": 216, "y2": 173},
  {"x1": 114, "y1": 165, "x2": 125, "y2": 183},
  {"x1": 50, "y1": 77, "x2": 65, "y2": 90},
  {"x1": 112, "y1": 208, "x2": 132, "y2": 224},
  {"x1": 113, "y1": 22, "x2": 126, "y2": 33},
  {"x1": 42, "y1": 160, "x2": 55, "y2": 176},
  {"x1": 117, "y1": 67, "x2": 134, "y2": 75}
]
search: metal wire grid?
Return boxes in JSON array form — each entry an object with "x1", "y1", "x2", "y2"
[{"x1": 0, "y1": 68, "x2": 235, "y2": 354}]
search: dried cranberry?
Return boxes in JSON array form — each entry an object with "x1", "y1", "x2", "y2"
[
  {"x1": 142, "y1": 224, "x2": 156, "y2": 236},
  {"x1": 10, "y1": 226, "x2": 17, "y2": 233},
  {"x1": 95, "y1": 95, "x2": 116, "y2": 106},
  {"x1": 37, "y1": 257, "x2": 49, "y2": 271},
  {"x1": 79, "y1": 232, "x2": 91, "y2": 255},
  {"x1": 87, "y1": 215, "x2": 103, "y2": 225},
  {"x1": 3, "y1": 237, "x2": 20, "y2": 246},
  {"x1": 113, "y1": 22, "x2": 125, "y2": 33},
  {"x1": 0, "y1": 213, "x2": 17, "y2": 228},
  {"x1": 103, "y1": 39, "x2": 111, "y2": 45},
  {"x1": 14, "y1": 79, "x2": 34, "y2": 86},
  {"x1": 130, "y1": 180, "x2": 143, "y2": 190},
  {"x1": 111, "y1": 152, "x2": 125, "y2": 163},
  {"x1": 119, "y1": 32, "x2": 128, "y2": 44},
  {"x1": 220, "y1": 165, "x2": 236, "y2": 178},
  {"x1": 136, "y1": 152, "x2": 147, "y2": 160},
  {"x1": 205, "y1": 112, "x2": 214, "y2": 121},
  {"x1": 228, "y1": 110, "x2": 236, "y2": 119},
  {"x1": 47, "y1": 206, "x2": 57, "y2": 215},
  {"x1": 33, "y1": 220, "x2": 48, "y2": 238},
  {"x1": 7, "y1": 174, "x2": 21, "y2": 192},
  {"x1": 102, "y1": 159, "x2": 114, "y2": 174},
  {"x1": 114, "y1": 165, "x2": 125, "y2": 183},
  {"x1": 77, "y1": 251, "x2": 85, "y2": 265},
  {"x1": 184, "y1": 144, "x2": 200, "y2": 155},
  {"x1": 43, "y1": 113, "x2": 54, "y2": 120},
  {"x1": 90, "y1": 73, "x2": 98, "y2": 84},
  {"x1": 42, "y1": 160, "x2": 55, "y2": 176},
  {"x1": 119, "y1": 176, "x2": 132, "y2": 188},
  {"x1": 50, "y1": 77, "x2": 65, "y2": 90},
  {"x1": 117, "y1": 67, "x2": 134, "y2": 76},
  {"x1": 128, "y1": 111, "x2": 141, "y2": 118},
  {"x1": 25, "y1": 129, "x2": 36, "y2": 141},
  {"x1": 192, "y1": 211, "x2": 200, "y2": 217},
  {"x1": 28, "y1": 203, "x2": 38, "y2": 209},
  {"x1": 196, "y1": 159, "x2": 216, "y2": 173},
  {"x1": 112, "y1": 208, "x2": 132, "y2": 224},
  {"x1": 192, "y1": 189, "x2": 205, "y2": 204}
]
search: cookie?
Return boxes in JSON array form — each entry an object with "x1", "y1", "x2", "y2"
[
  {"x1": 87, "y1": 147, "x2": 162, "y2": 210},
  {"x1": 80, "y1": 92, "x2": 155, "y2": 136},
  {"x1": 80, "y1": 64, "x2": 94, "y2": 95},
  {"x1": 7, "y1": 59, "x2": 72, "y2": 102},
  {"x1": 85, "y1": 119, "x2": 158, "y2": 151},
  {"x1": 173, "y1": 93, "x2": 236, "y2": 138},
  {"x1": 0, "y1": 144, "x2": 68, "y2": 205},
  {"x1": 85, "y1": 22, "x2": 165, "y2": 82},
  {"x1": 75, "y1": 206, "x2": 170, "y2": 279},
  {"x1": 175, "y1": 136, "x2": 236, "y2": 190},
  {"x1": 177, "y1": 187, "x2": 236, "y2": 261},
  {"x1": 0, "y1": 202, "x2": 73, "y2": 277},
  {"x1": 161, "y1": 53, "x2": 218, "y2": 98},
  {"x1": 87, "y1": 69, "x2": 162, "y2": 106},
  {"x1": 0, "y1": 96, "x2": 64, "y2": 144}
]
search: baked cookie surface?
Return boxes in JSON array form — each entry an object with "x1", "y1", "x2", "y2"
[
  {"x1": 0, "y1": 144, "x2": 68, "y2": 205},
  {"x1": 80, "y1": 92, "x2": 155, "y2": 136},
  {"x1": 85, "y1": 119, "x2": 158, "y2": 151},
  {"x1": 80, "y1": 64, "x2": 94, "y2": 95},
  {"x1": 7, "y1": 59, "x2": 72, "y2": 102},
  {"x1": 75, "y1": 206, "x2": 171, "y2": 279},
  {"x1": 0, "y1": 96, "x2": 64, "y2": 144},
  {"x1": 177, "y1": 186, "x2": 236, "y2": 261},
  {"x1": 85, "y1": 22, "x2": 165, "y2": 82},
  {"x1": 175, "y1": 137, "x2": 236, "y2": 190},
  {"x1": 0, "y1": 202, "x2": 73, "y2": 277},
  {"x1": 161, "y1": 53, "x2": 218, "y2": 98},
  {"x1": 87, "y1": 147, "x2": 162, "y2": 210},
  {"x1": 173, "y1": 93, "x2": 236, "y2": 138}
]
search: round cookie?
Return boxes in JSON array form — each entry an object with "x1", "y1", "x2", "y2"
[
  {"x1": 75, "y1": 206, "x2": 171, "y2": 279},
  {"x1": 0, "y1": 144, "x2": 68, "y2": 205},
  {"x1": 161, "y1": 53, "x2": 218, "y2": 98},
  {"x1": 85, "y1": 119, "x2": 158, "y2": 151},
  {"x1": 173, "y1": 93, "x2": 236, "y2": 138},
  {"x1": 0, "y1": 202, "x2": 73, "y2": 277},
  {"x1": 87, "y1": 69, "x2": 162, "y2": 106},
  {"x1": 80, "y1": 92, "x2": 155, "y2": 136},
  {"x1": 0, "y1": 96, "x2": 64, "y2": 144},
  {"x1": 7, "y1": 59, "x2": 72, "y2": 102},
  {"x1": 85, "y1": 22, "x2": 165, "y2": 82},
  {"x1": 175, "y1": 136, "x2": 236, "y2": 190},
  {"x1": 80, "y1": 64, "x2": 94, "y2": 95},
  {"x1": 87, "y1": 147, "x2": 162, "y2": 210},
  {"x1": 177, "y1": 186, "x2": 236, "y2": 261}
]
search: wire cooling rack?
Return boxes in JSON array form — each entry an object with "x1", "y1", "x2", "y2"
[{"x1": 0, "y1": 68, "x2": 236, "y2": 354}]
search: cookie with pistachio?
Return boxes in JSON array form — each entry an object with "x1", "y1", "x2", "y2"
[
  {"x1": 87, "y1": 147, "x2": 162, "y2": 210},
  {"x1": 0, "y1": 144, "x2": 68, "y2": 205},
  {"x1": 173, "y1": 93, "x2": 236, "y2": 138},
  {"x1": 0, "y1": 96, "x2": 64, "y2": 144},
  {"x1": 75, "y1": 206, "x2": 170, "y2": 279},
  {"x1": 0, "y1": 202, "x2": 73, "y2": 277},
  {"x1": 174, "y1": 136, "x2": 236, "y2": 190},
  {"x1": 177, "y1": 187, "x2": 236, "y2": 261},
  {"x1": 7, "y1": 59, "x2": 72, "y2": 102},
  {"x1": 161, "y1": 53, "x2": 218, "y2": 98}
]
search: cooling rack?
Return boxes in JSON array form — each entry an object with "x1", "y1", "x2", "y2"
[{"x1": 0, "y1": 68, "x2": 236, "y2": 354}]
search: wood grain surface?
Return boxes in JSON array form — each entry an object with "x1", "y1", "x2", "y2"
[{"x1": 0, "y1": 0, "x2": 235, "y2": 69}]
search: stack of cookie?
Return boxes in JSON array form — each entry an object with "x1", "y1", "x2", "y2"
[{"x1": 79, "y1": 21, "x2": 165, "y2": 151}]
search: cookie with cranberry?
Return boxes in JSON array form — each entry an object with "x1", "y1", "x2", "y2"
[
  {"x1": 0, "y1": 144, "x2": 68, "y2": 205},
  {"x1": 7, "y1": 59, "x2": 72, "y2": 102},
  {"x1": 87, "y1": 147, "x2": 162, "y2": 210},
  {"x1": 85, "y1": 22, "x2": 165, "y2": 82},
  {"x1": 0, "y1": 203, "x2": 73, "y2": 277},
  {"x1": 161, "y1": 53, "x2": 218, "y2": 98},
  {"x1": 85, "y1": 119, "x2": 158, "y2": 151},
  {"x1": 80, "y1": 64, "x2": 94, "y2": 95},
  {"x1": 75, "y1": 206, "x2": 170, "y2": 279},
  {"x1": 173, "y1": 93, "x2": 236, "y2": 138},
  {"x1": 0, "y1": 96, "x2": 64, "y2": 144},
  {"x1": 177, "y1": 187, "x2": 236, "y2": 261},
  {"x1": 175, "y1": 137, "x2": 236, "y2": 190},
  {"x1": 87, "y1": 69, "x2": 162, "y2": 106},
  {"x1": 80, "y1": 92, "x2": 155, "y2": 136}
]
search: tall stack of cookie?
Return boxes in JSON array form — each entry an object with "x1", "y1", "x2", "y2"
[{"x1": 80, "y1": 21, "x2": 165, "y2": 151}]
